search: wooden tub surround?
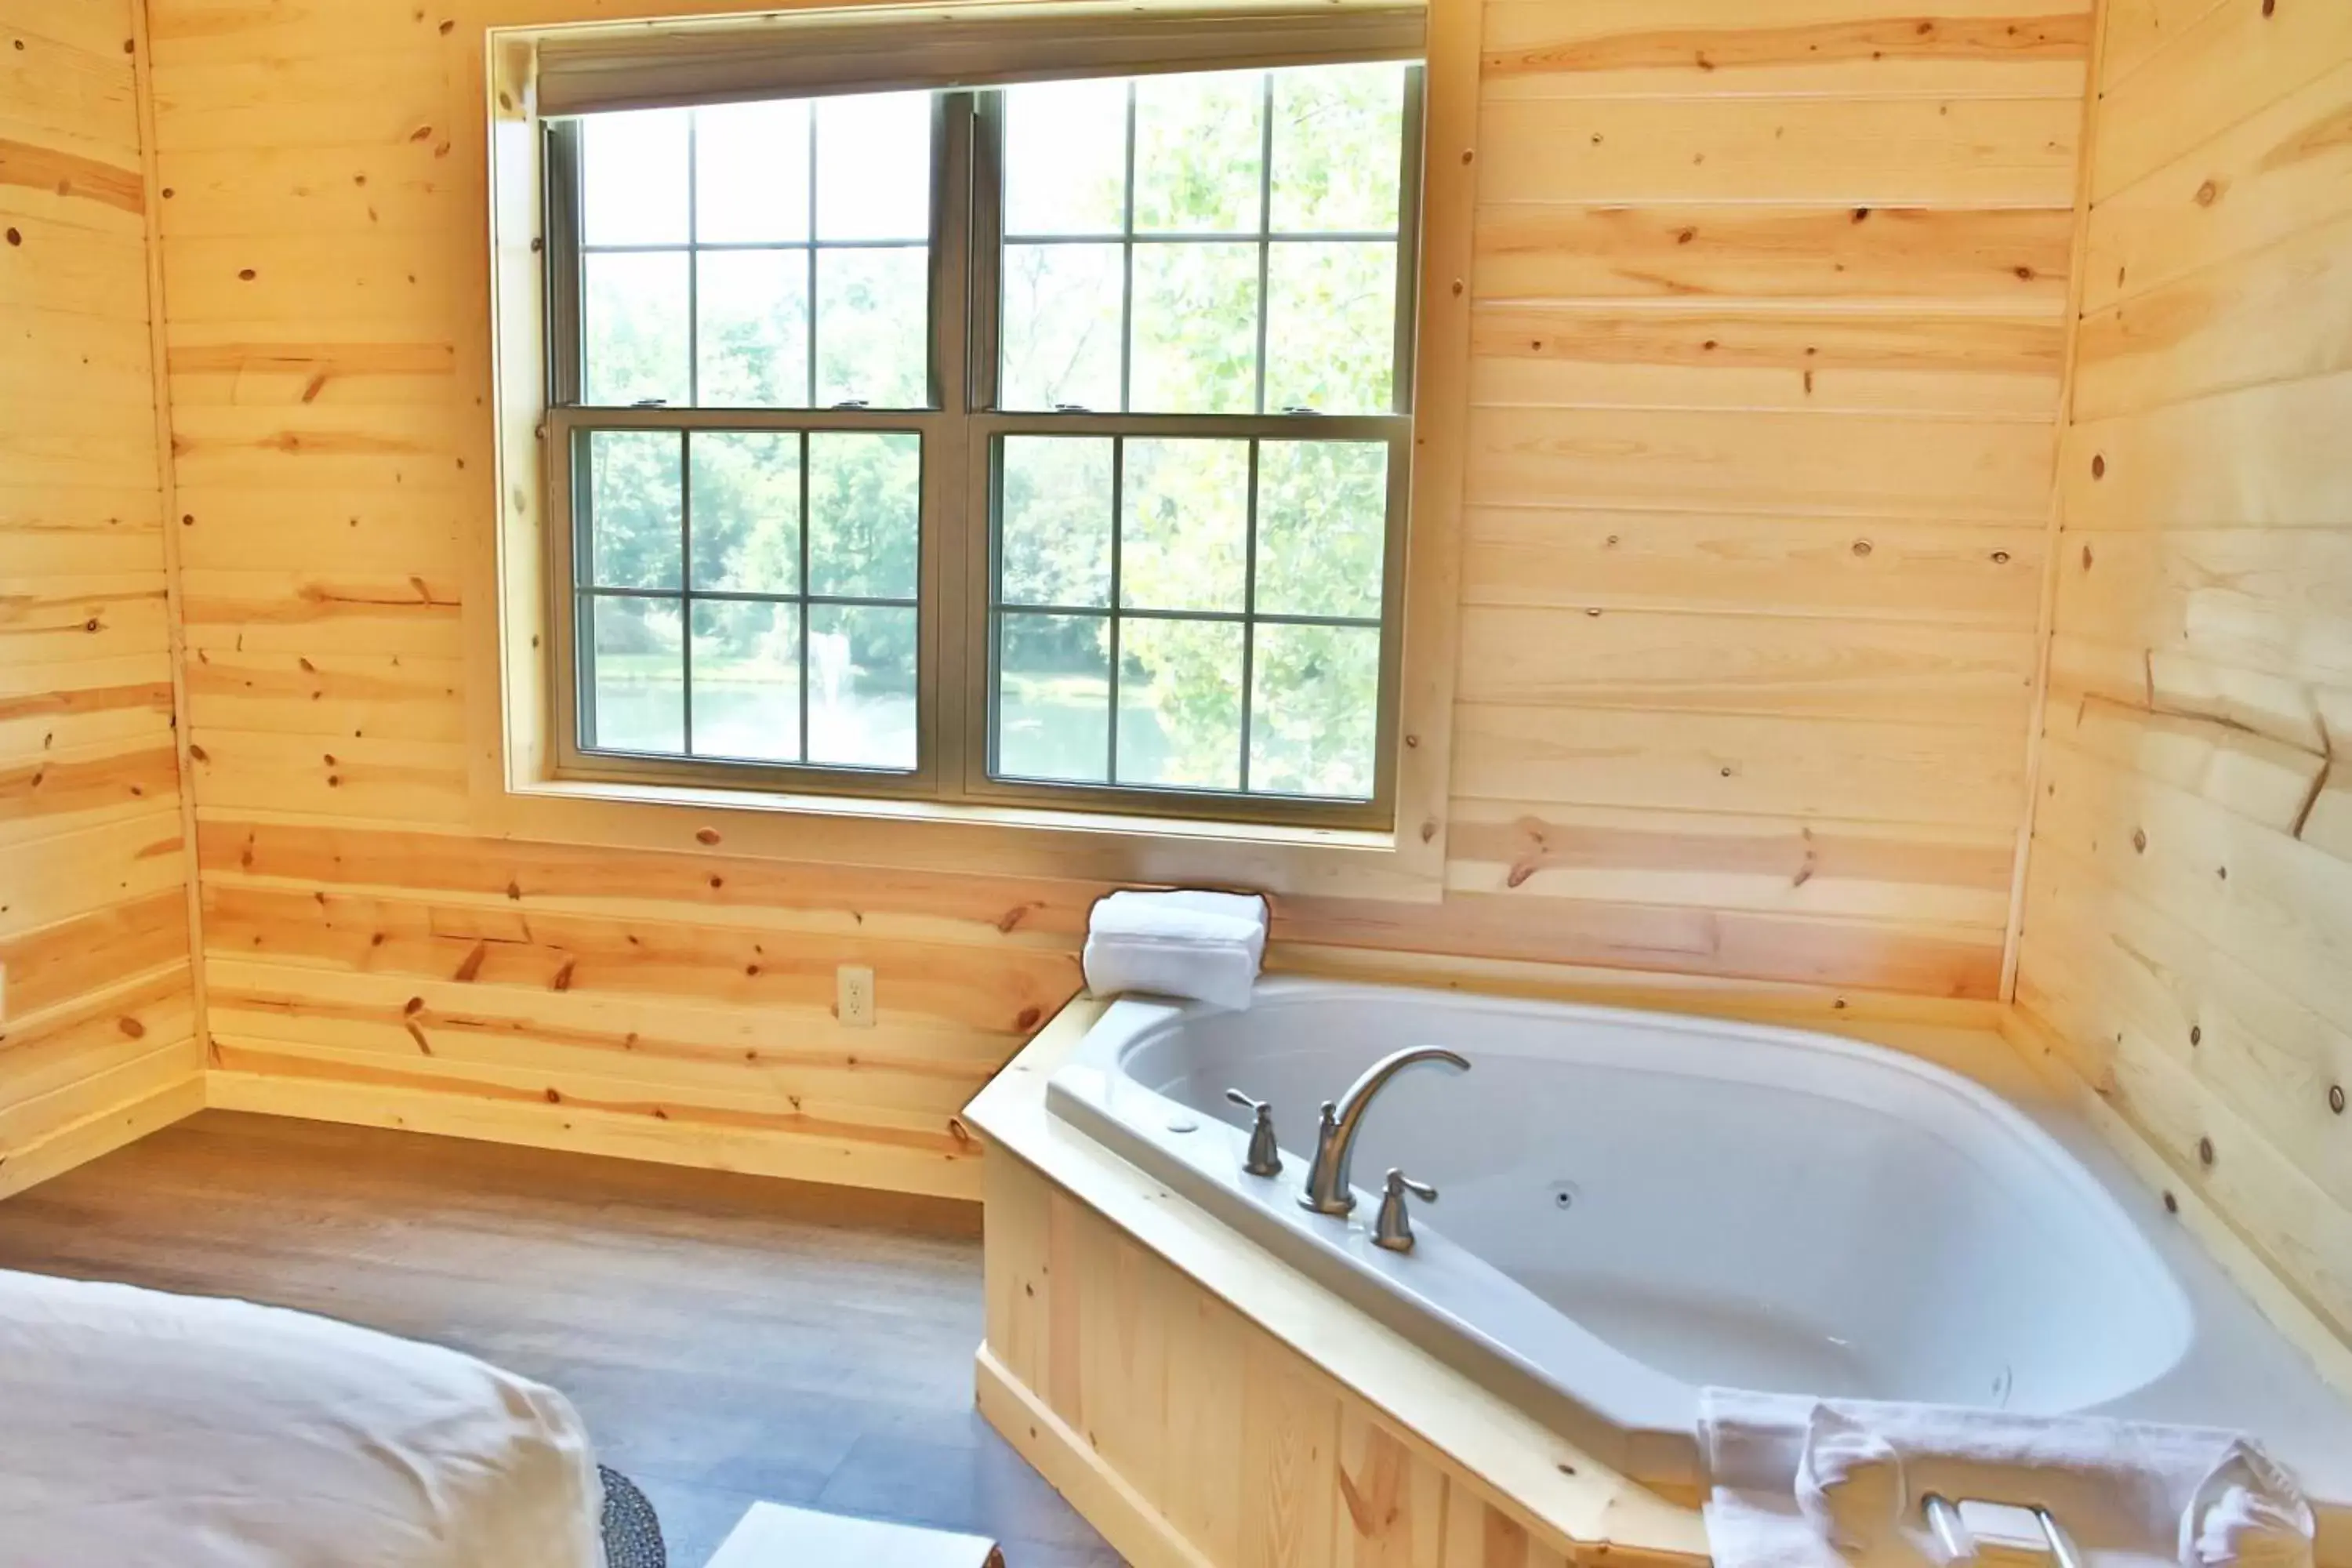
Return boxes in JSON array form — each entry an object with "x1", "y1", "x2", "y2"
[
  {"x1": 965, "y1": 972, "x2": 2352, "y2": 1568},
  {"x1": 967, "y1": 991, "x2": 1705, "y2": 1568}
]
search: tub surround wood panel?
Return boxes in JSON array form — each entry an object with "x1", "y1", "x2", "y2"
[
  {"x1": 968, "y1": 995, "x2": 1713, "y2": 1568},
  {"x1": 2015, "y1": 0, "x2": 2352, "y2": 1345},
  {"x1": 1998, "y1": 1007, "x2": 2352, "y2": 1406},
  {"x1": 971, "y1": 986, "x2": 2352, "y2": 1568},
  {"x1": 971, "y1": 985, "x2": 2212, "y2": 1568},
  {"x1": 1450, "y1": 0, "x2": 2082, "y2": 996},
  {"x1": 979, "y1": 1158, "x2": 1653, "y2": 1568},
  {"x1": 0, "y1": 0, "x2": 203, "y2": 1199}
]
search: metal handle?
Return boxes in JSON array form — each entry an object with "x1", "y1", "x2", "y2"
[
  {"x1": 1373, "y1": 1167, "x2": 1438, "y2": 1252},
  {"x1": 1924, "y1": 1494, "x2": 1970, "y2": 1562},
  {"x1": 1224, "y1": 1088, "x2": 1283, "y2": 1178},
  {"x1": 1923, "y1": 1494, "x2": 2081, "y2": 1568}
]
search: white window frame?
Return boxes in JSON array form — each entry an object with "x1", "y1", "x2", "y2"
[
  {"x1": 542, "y1": 71, "x2": 1423, "y2": 829},
  {"x1": 476, "y1": 2, "x2": 1475, "y2": 894}
]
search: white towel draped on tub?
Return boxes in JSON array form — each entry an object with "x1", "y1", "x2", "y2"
[
  {"x1": 1080, "y1": 888, "x2": 1269, "y2": 1011},
  {"x1": 1699, "y1": 1388, "x2": 2314, "y2": 1568}
]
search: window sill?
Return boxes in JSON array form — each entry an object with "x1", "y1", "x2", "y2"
[
  {"x1": 520, "y1": 773, "x2": 1399, "y2": 852},
  {"x1": 476, "y1": 771, "x2": 1442, "y2": 900}
]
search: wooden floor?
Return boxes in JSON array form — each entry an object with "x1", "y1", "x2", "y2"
[{"x1": 0, "y1": 1112, "x2": 1122, "y2": 1568}]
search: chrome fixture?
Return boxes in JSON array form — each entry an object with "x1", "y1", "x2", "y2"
[
  {"x1": 1298, "y1": 1046, "x2": 1470, "y2": 1216},
  {"x1": 1372, "y1": 1169, "x2": 1438, "y2": 1252},
  {"x1": 1923, "y1": 1494, "x2": 2081, "y2": 1568},
  {"x1": 1224, "y1": 1089, "x2": 1283, "y2": 1178}
]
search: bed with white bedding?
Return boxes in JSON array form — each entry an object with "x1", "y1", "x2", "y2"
[{"x1": 0, "y1": 1267, "x2": 608, "y2": 1567}]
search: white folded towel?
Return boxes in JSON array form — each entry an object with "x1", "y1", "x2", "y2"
[
  {"x1": 2182, "y1": 1446, "x2": 2315, "y2": 1568},
  {"x1": 1699, "y1": 1390, "x2": 2314, "y2": 1568},
  {"x1": 1080, "y1": 888, "x2": 1269, "y2": 1011},
  {"x1": 1801, "y1": 1404, "x2": 1906, "y2": 1553}
]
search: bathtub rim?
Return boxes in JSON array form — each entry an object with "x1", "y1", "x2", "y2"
[
  {"x1": 1094, "y1": 975, "x2": 2200, "y2": 1388},
  {"x1": 966, "y1": 971, "x2": 2352, "y2": 1568},
  {"x1": 1050, "y1": 975, "x2": 2216, "y2": 1485}
]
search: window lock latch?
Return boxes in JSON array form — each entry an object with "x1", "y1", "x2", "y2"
[
  {"x1": 1280, "y1": 405, "x2": 1321, "y2": 416},
  {"x1": 630, "y1": 398, "x2": 668, "y2": 409},
  {"x1": 1052, "y1": 403, "x2": 1091, "y2": 414},
  {"x1": 831, "y1": 399, "x2": 870, "y2": 410}
]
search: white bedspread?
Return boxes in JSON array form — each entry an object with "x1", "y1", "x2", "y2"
[{"x1": 0, "y1": 1268, "x2": 607, "y2": 1568}]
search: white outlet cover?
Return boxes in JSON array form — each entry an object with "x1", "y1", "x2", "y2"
[{"x1": 837, "y1": 964, "x2": 876, "y2": 1028}]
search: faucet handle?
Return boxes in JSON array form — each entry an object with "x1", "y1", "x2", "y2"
[
  {"x1": 1373, "y1": 1168, "x2": 1439, "y2": 1253},
  {"x1": 1223, "y1": 1089, "x2": 1283, "y2": 1178}
]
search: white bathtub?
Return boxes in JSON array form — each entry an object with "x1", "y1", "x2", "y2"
[{"x1": 1044, "y1": 978, "x2": 2352, "y2": 1508}]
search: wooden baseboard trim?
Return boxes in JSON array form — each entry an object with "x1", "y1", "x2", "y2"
[
  {"x1": 974, "y1": 1345, "x2": 1214, "y2": 1568},
  {"x1": 0, "y1": 1072, "x2": 206, "y2": 1202},
  {"x1": 202, "y1": 1071, "x2": 984, "y2": 1200}
]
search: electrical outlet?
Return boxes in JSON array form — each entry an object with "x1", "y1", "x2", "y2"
[{"x1": 837, "y1": 964, "x2": 876, "y2": 1029}]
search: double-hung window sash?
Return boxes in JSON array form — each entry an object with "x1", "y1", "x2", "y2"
[{"x1": 540, "y1": 1, "x2": 1426, "y2": 829}]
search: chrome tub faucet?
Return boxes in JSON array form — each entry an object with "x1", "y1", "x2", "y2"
[
  {"x1": 1298, "y1": 1046, "x2": 1470, "y2": 1217},
  {"x1": 1373, "y1": 1169, "x2": 1439, "y2": 1252},
  {"x1": 1223, "y1": 1088, "x2": 1283, "y2": 1178}
]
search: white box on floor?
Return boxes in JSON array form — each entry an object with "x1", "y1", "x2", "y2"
[{"x1": 706, "y1": 1503, "x2": 1004, "y2": 1568}]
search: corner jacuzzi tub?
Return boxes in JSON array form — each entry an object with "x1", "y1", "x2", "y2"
[{"x1": 1045, "y1": 978, "x2": 2352, "y2": 1504}]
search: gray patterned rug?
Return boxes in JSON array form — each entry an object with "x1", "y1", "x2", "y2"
[{"x1": 600, "y1": 1466, "x2": 666, "y2": 1568}]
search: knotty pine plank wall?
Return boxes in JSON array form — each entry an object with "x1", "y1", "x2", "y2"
[
  {"x1": 0, "y1": 0, "x2": 202, "y2": 1196},
  {"x1": 145, "y1": 0, "x2": 2082, "y2": 1196},
  {"x1": 2015, "y1": 0, "x2": 2352, "y2": 1341},
  {"x1": 1421, "y1": 0, "x2": 2082, "y2": 984}
]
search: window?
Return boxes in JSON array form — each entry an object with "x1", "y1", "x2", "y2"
[{"x1": 544, "y1": 58, "x2": 1421, "y2": 827}]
